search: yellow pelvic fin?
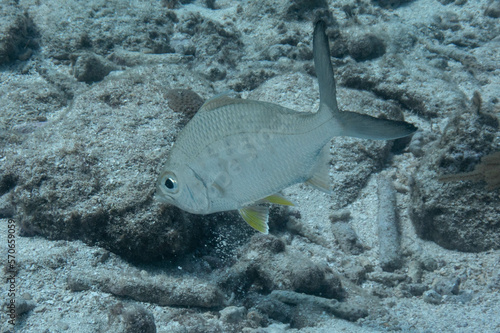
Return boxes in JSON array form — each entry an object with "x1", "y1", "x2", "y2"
[
  {"x1": 262, "y1": 194, "x2": 295, "y2": 206},
  {"x1": 239, "y1": 205, "x2": 269, "y2": 234}
]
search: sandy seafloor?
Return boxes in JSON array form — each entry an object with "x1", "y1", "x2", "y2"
[{"x1": 1, "y1": 0, "x2": 500, "y2": 332}]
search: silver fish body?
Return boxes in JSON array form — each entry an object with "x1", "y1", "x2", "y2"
[
  {"x1": 158, "y1": 98, "x2": 337, "y2": 213},
  {"x1": 156, "y1": 21, "x2": 417, "y2": 233}
]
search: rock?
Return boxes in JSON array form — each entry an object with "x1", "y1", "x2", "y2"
[
  {"x1": 329, "y1": 210, "x2": 351, "y2": 222},
  {"x1": 67, "y1": 268, "x2": 225, "y2": 308},
  {"x1": 178, "y1": 12, "x2": 242, "y2": 66},
  {"x1": 0, "y1": 6, "x2": 38, "y2": 64},
  {"x1": 397, "y1": 283, "x2": 428, "y2": 297},
  {"x1": 366, "y1": 270, "x2": 406, "y2": 287},
  {"x1": 488, "y1": 271, "x2": 500, "y2": 290},
  {"x1": 263, "y1": 44, "x2": 293, "y2": 61},
  {"x1": 410, "y1": 109, "x2": 500, "y2": 252},
  {"x1": 205, "y1": 0, "x2": 217, "y2": 10},
  {"x1": 372, "y1": 0, "x2": 413, "y2": 8},
  {"x1": 107, "y1": 303, "x2": 156, "y2": 333},
  {"x1": 169, "y1": 35, "x2": 195, "y2": 55},
  {"x1": 408, "y1": 132, "x2": 423, "y2": 157},
  {"x1": 409, "y1": 131, "x2": 438, "y2": 158},
  {"x1": 220, "y1": 306, "x2": 247, "y2": 324},
  {"x1": 206, "y1": 66, "x2": 227, "y2": 81},
  {"x1": 445, "y1": 290, "x2": 474, "y2": 304},
  {"x1": 330, "y1": 34, "x2": 349, "y2": 59},
  {"x1": 231, "y1": 69, "x2": 276, "y2": 92},
  {"x1": 14, "y1": 297, "x2": 36, "y2": 316},
  {"x1": 339, "y1": 59, "x2": 468, "y2": 118},
  {"x1": 246, "y1": 310, "x2": 268, "y2": 328},
  {"x1": 407, "y1": 260, "x2": 423, "y2": 283},
  {"x1": 0, "y1": 173, "x2": 17, "y2": 197},
  {"x1": 0, "y1": 193, "x2": 15, "y2": 218},
  {"x1": 270, "y1": 290, "x2": 369, "y2": 322},
  {"x1": 255, "y1": 297, "x2": 293, "y2": 324},
  {"x1": 0, "y1": 72, "x2": 68, "y2": 138},
  {"x1": 484, "y1": 0, "x2": 500, "y2": 18},
  {"x1": 288, "y1": 303, "x2": 320, "y2": 329},
  {"x1": 285, "y1": 0, "x2": 328, "y2": 21},
  {"x1": 67, "y1": 274, "x2": 92, "y2": 292},
  {"x1": 432, "y1": 277, "x2": 460, "y2": 296},
  {"x1": 348, "y1": 33, "x2": 386, "y2": 61},
  {"x1": 342, "y1": 260, "x2": 368, "y2": 284},
  {"x1": 5, "y1": 65, "x2": 213, "y2": 262},
  {"x1": 35, "y1": 2, "x2": 176, "y2": 60},
  {"x1": 419, "y1": 256, "x2": 439, "y2": 272},
  {"x1": 218, "y1": 234, "x2": 344, "y2": 300},
  {"x1": 122, "y1": 305, "x2": 156, "y2": 333},
  {"x1": 377, "y1": 175, "x2": 402, "y2": 271},
  {"x1": 423, "y1": 290, "x2": 442, "y2": 305},
  {"x1": 329, "y1": 138, "x2": 393, "y2": 208},
  {"x1": 56, "y1": 322, "x2": 70, "y2": 330},
  {"x1": 331, "y1": 221, "x2": 364, "y2": 255},
  {"x1": 165, "y1": 89, "x2": 205, "y2": 125},
  {"x1": 73, "y1": 52, "x2": 118, "y2": 83}
]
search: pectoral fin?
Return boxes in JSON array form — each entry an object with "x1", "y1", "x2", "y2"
[
  {"x1": 239, "y1": 205, "x2": 269, "y2": 234},
  {"x1": 306, "y1": 144, "x2": 333, "y2": 194}
]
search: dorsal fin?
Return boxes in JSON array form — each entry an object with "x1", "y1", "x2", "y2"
[{"x1": 199, "y1": 92, "x2": 249, "y2": 112}]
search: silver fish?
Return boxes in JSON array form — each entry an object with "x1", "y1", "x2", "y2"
[{"x1": 156, "y1": 21, "x2": 417, "y2": 234}]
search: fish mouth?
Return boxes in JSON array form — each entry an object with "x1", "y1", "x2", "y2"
[{"x1": 154, "y1": 185, "x2": 172, "y2": 203}]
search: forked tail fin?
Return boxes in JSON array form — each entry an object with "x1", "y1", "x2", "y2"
[
  {"x1": 337, "y1": 111, "x2": 418, "y2": 140},
  {"x1": 313, "y1": 20, "x2": 339, "y2": 113},
  {"x1": 313, "y1": 20, "x2": 417, "y2": 140}
]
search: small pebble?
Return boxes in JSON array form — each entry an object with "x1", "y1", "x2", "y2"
[
  {"x1": 367, "y1": 271, "x2": 406, "y2": 287},
  {"x1": 57, "y1": 322, "x2": 70, "y2": 330},
  {"x1": 420, "y1": 256, "x2": 438, "y2": 272},
  {"x1": 165, "y1": 89, "x2": 205, "y2": 123},
  {"x1": 423, "y1": 290, "x2": 442, "y2": 305},
  {"x1": 22, "y1": 293, "x2": 33, "y2": 301},
  {"x1": 432, "y1": 277, "x2": 460, "y2": 296},
  {"x1": 63, "y1": 296, "x2": 73, "y2": 303},
  {"x1": 15, "y1": 297, "x2": 36, "y2": 316},
  {"x1": 407, "y1": 260, "x2": 423, "y2": 283},
  {"x1": 220, "y1": 306, "x2": 247, "y2": 324},
  {"x1": 329, "y1": 209, "x2": 351, "y2": 222}
]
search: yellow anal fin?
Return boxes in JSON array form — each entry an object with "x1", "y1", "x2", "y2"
[
  {"x1": 239, "y1": 205, "x2": 269, "y2": 234},
  {"x1": 261, "y1": 194, "x2": 295, "y2": 206}
]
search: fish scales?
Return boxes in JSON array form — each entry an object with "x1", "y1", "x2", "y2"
[
  {"x1": 156, "y1": 21, "x2": 417, "y2": 233},
  {"x1": 174, "y1": 101, "x2": 334, "y2": 210},
  {"x1": 175, "y1": 101, "x2": 331, "y2": 159}
]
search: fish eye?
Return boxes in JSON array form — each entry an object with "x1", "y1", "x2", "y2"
[
  {"x1": 160, "y1": 172, "x2": 179, "y2": 194},
  {"x1": 165, "y1": 177, "x2": 176, "y2": 190}
]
